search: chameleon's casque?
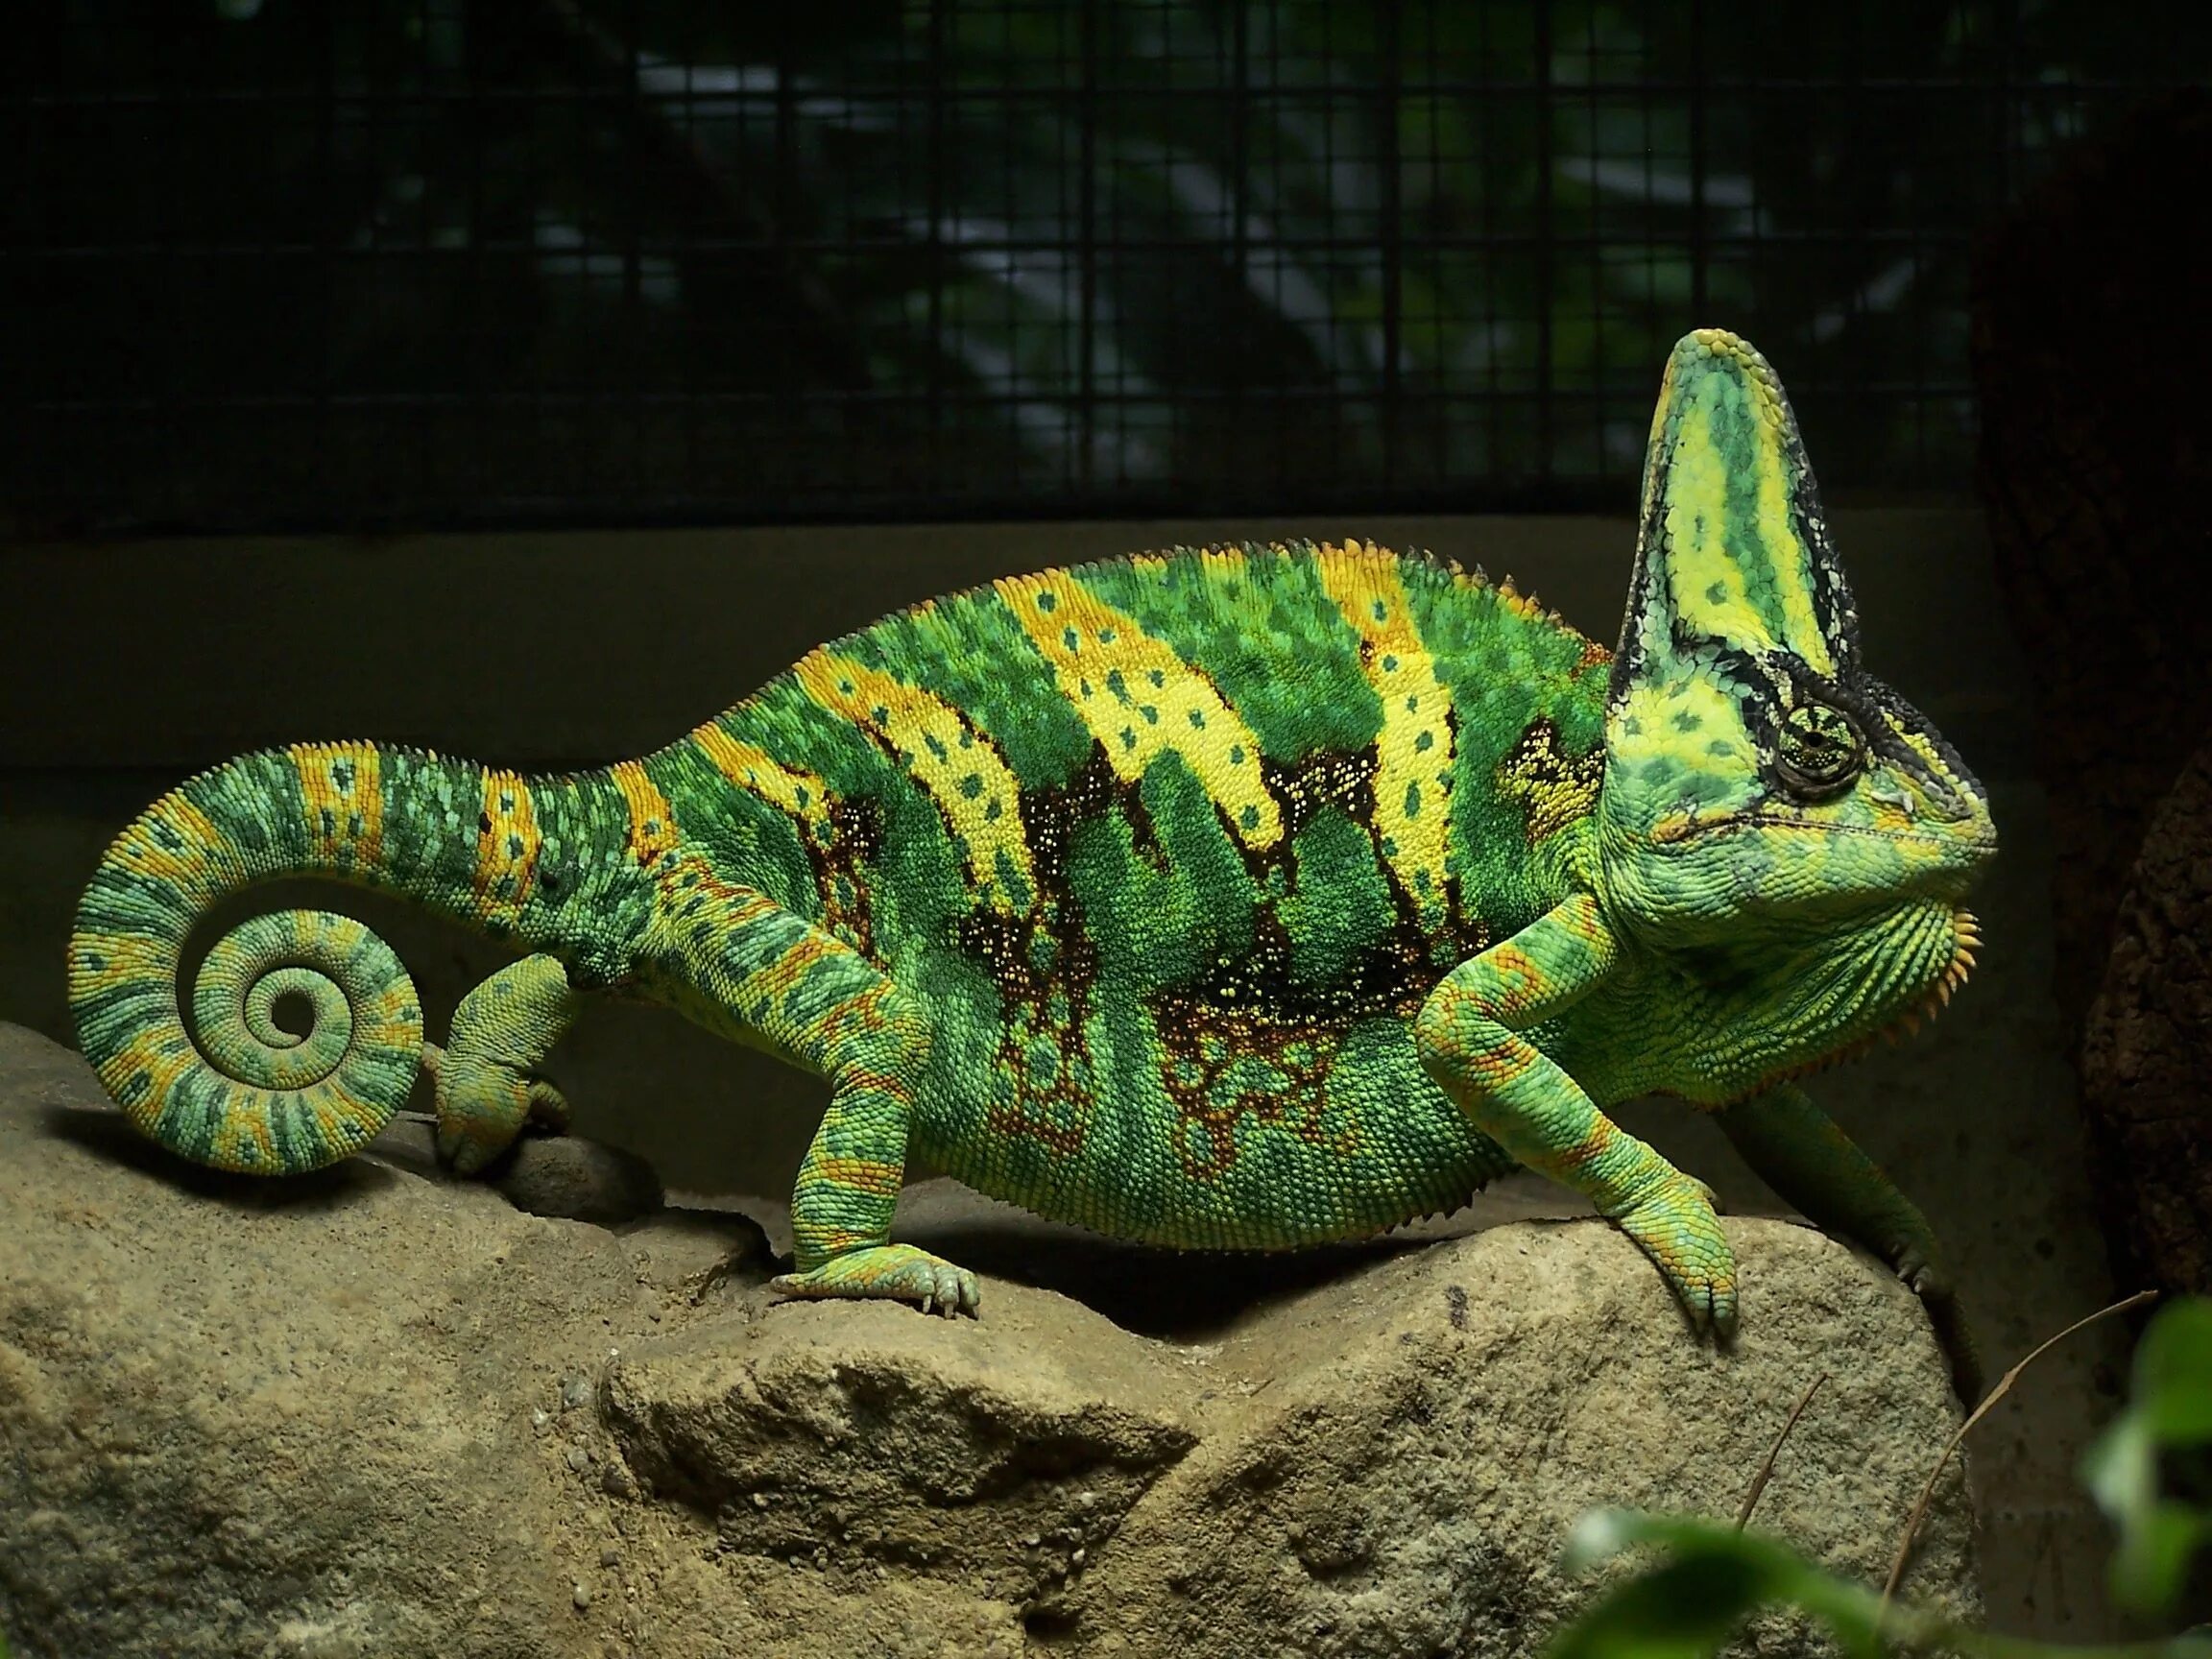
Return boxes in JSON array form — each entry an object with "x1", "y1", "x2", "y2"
[{"x1": 68, "y1": 329, "x2": 1995, "y2": 1388}]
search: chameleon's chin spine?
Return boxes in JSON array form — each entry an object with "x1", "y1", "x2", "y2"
[{"x1": 68, "y1": 742, "x2": 447, "y2": 1174}]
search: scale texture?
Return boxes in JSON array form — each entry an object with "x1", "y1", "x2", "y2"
[{"x1": 67, "y1": 330, "x2": 1997, "y2": 1387}]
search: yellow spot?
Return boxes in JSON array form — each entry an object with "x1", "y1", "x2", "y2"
[
  {"x1": 793, "y1": 650, "x2": 1034, "y2": 911},
  {"x1": 690, "y1": 721, "x2": 836, "y2": 841},
  {"x1": 1495, "y1": 720, "x2": 1602, "y2": 845},
  {"x1": 813, "y1": 1157, "x2": 905, "y2": 1198},
  {"x1": 995, "y1": 565, "x2": 1283, "y2": 849},
  {"x1": 472, "y1": 768, "x2": 540, "y2": 928},
  {"x1": 209, "y1": 1098, "x2": 279, "y2": 1170},
  {"x1": 291, "y1": 741, "x2": 385, "y2": 876},
  {"x1": 1315, "y1": 541, "x2": 1455, "y2": 925},
  {"x1": 609, "y1": 761, "x2": 682, "y2": 869}
]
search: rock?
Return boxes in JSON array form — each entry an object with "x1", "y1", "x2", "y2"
[
  {"x1": 0, "y1": 1022, "x2": 1979, "y2": 1658},
  {"x1": 365, "y1": 1113, "x2": 666, "y2": 1226},
  {"x1": 2081, "y1": 733, "x2": 2212, "y2": 1294}
]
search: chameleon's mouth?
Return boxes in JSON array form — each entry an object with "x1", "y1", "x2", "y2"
[{"x1": 1650, "y1": 806, "x2": 1996, "y2": 854}]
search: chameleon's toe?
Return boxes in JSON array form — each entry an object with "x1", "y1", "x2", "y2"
[
  {"x1": 1890, "y1": 1247, "x2": 1981, "y2": 1406},
  {"x1": 524, "y1": 1076, "x2": 573, "y2": 1133},
  {"x1": 772, "y1": 1245, "x2": 981, "y2": 1318},
  {"x1": 1604, "y1": 1171, "x2": 1738, "y2": 1338}
]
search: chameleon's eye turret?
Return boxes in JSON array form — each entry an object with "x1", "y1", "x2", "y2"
[{"x1": 1773, "y1": 703, "x2": 1863, "y2": 801}]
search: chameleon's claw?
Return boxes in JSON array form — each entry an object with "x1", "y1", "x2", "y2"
[
  {"x1": 524, "y1": 1076, "x2": 572, "y2": 1133},
  {"x1": 772, "y1": 1244, "x2": 981, "y2": 1318}
]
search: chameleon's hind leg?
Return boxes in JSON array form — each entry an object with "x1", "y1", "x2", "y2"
[
  {"x1": 424, "y1": 952, "x2": 582, "y2": 1173},
  {"x1": 675, "y1": 886, "x2": 976, "y2": 1317},
  {"x1": 1717, "y1": 1082, "x2": 1980, "y2": 1404}
]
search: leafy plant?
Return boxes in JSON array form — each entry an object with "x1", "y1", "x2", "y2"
[{"x1": 1549, "y1": 1296, "x2": 2212, "y2": 1659}]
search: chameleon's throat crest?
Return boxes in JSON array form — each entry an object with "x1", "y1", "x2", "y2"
[{"x1": 1754, "y1": 903, "x2": 1981, "y2": 1094}]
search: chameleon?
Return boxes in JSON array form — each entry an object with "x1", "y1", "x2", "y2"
[{"x1": 68, "y1": 329, "x2": 1993, "y2": 1392}]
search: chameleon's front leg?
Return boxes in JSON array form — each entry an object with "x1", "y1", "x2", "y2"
[
  {"x1": 1716, "y1": 1083, "x2": 1980, "y2": 1403},
  {"x1": 1413, "y1": 893, "x2": 1739, "y2": 1336}
]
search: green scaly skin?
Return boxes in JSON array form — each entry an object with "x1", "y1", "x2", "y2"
[{"x1": 68, "y1": 329, "x2": 1995, "y2": 1391}]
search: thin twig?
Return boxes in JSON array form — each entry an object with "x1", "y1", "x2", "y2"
[
  {"x1": 1737, "y1": 1371, "x2": 1830, "y2": 1530},
  {"x1": 1881, "y1": 1287, "x2": 2159, "y2": 1612}
]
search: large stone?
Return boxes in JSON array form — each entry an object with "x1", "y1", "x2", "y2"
[
  {"x1": 0, "y1": 1022, "x2": 1979, "y2": 1658},
  {"x1": 2081, "y1": 733, "x2": 2212, "y2": 1294}
]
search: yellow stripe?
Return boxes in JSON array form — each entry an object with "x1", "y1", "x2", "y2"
[
  {"x1": 793, "y1": 650, "x2": 1034, "y2": 911},
  {"x1": 290, "y1": 741, "x2": 385, "y2": 875},
  {"x1": 690, "y1": 721, "x2": 835, "y2": 839},
  {"x1": 1314, "y1": 541, "x2": 1455, "y2": 925},
  {"x1": 994, "y1": 559, "x2": 1283, "y2": 850},
  {"x1": 472, "y1": 769, "x2": 541, "y2": 927},
  {"x1": 98, "y1": 1028, "x2": 200, "y2": 1132},
  {"x1": 114, "y1": 791, "x2": 242, "y2": 904},
  {"x1": 609, "y1": 760, "x2": 681, "y2": 869}
]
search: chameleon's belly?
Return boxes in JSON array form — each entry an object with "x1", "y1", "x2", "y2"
[{"x1": 907, "y1": 994, "x2": 1518, "y2": 1250}]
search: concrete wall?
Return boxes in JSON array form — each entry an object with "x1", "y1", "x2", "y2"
[{"x1": 0, "y1": 513, "x2": 2127, "y2": 1638}]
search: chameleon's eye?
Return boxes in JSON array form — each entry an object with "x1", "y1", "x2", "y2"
[{"x1": 1774, "y1": 703, "x2": 1863, "y2": 800}]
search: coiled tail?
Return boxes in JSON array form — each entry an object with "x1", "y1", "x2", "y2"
[{"x1": 69, "y1": 740, "x2": 529, "y2": 1174}]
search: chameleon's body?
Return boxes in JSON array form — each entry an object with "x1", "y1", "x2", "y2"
[{"x1": 69, "y1": 331, "x2": 1995, "y2": 1385}]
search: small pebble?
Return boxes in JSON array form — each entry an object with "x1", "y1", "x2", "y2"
[
  {"x1": 566, "y1": 1447, "x2": 592, "y2": 1473},
  {"x1": 600, "y1": 1545, "x2": 620, "y2": 1568},
  {"x1": 531, "y1": 1408, "x2": 552, "y2": 1435},
  {"x1": 559, "y1": 1372, "x2": 592, "y2": 1412},
  {"x1": 572, "y1": 1581, "x2": 593, "y2": 1610}
]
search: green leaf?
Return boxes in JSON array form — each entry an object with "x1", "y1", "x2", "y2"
[
  {"x1": 1551, "y1": 1512, "x2": 1896, "y2": 1659},
  {"x1": 2081, "y1": 1297, "x2": 2212, "y2": 1617},
  {"x1": 2135, "y1": 1300, "x2": 2212, "y2": 1444}
]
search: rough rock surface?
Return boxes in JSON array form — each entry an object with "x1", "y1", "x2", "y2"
[
  {"x1": 0, "y1": 1022, "x2": 1980, "y2": 1658},
  {"x1": 2081, "y1": 733, "x2": 2212, "y2": 1295}
]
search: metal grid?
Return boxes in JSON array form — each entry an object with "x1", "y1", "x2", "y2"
[{"x1": 5, "y1": 0, "x2": 2202, "y2": 535}]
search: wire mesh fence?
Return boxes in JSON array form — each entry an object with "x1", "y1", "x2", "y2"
[{"x1": 5, "y1": 0, "x2": 2203, "y2": 534}]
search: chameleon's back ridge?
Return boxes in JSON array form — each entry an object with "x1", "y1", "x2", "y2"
[{"x1": 69, "y1": 332, "x2": 1998, "y2": 1395}]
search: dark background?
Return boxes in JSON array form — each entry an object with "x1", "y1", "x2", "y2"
[{"x1": 5, "y1": 0, "x2": 2201, "y2": 537}]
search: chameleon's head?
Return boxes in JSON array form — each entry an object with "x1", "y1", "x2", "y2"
[{"x1": 1597, "y1": 330, "x2": 1997, "y2": 959}]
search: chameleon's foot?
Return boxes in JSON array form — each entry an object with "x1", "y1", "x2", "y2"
[
  {"x1": 429, "y1": 953, "x2": 581, "y2": 1174},
  {"x1": 1891, "y1": 1245, "x2": 1982, "y2": 1407},
  {"x1": 771, "y1": 1245, "x2": 981, "y2": 1318},
  {"x1": 1603, "y1": 1170, "x2": 1738, "y2": 1338},
  {"x1": 428, "y1": 1050, "x2": 570, "y2": 1174}
]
